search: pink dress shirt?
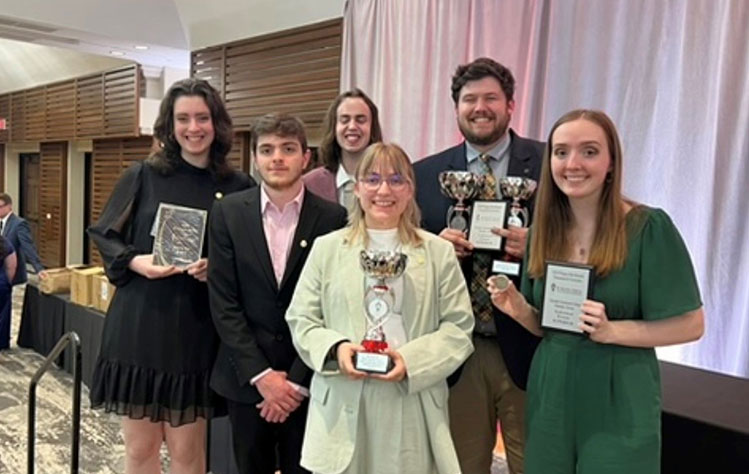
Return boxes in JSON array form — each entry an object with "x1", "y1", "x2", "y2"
[
  {"x1": 252, "y1": 184, "x2": 309, "y2": 396},
  {"x1": 261, "y1": 184, "x2": 305, "y2": 286}
]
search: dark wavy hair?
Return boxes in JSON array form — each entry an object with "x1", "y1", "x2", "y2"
[
  {"x1": 318, "y1": 89, "x2": 383, "y2": 172},
  {"x1": 148, "y1": 78, "x2": 233, "y2": 177},
  {"x1": 450, "y1": 57, "x2": 515, "y2": 104},
  {"x1": 251, "y1": 113, "x2": 308, "y2": 153}
]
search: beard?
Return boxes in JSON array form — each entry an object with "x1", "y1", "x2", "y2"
[
  {"x1": 260, "y1": 169, "x2": 303, "y2": 191},
  {"x1": 457, "y1": 114, "x2": 511, "y2": 146}
]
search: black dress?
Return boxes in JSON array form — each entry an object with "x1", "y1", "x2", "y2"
[{"x1": 89, "y1": 157, "x2": 254, "y2": 426}]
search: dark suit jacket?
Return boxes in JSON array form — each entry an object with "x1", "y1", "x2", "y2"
[
  {"x1": 3, "y1": 213, "x2": 44, "y2": 285},
  {"x1": 413, "y1": 129, "x2": 544, "y2": 390},
  {"x1": 208, "y1": 186, "x2": 347, "y2": 403}
]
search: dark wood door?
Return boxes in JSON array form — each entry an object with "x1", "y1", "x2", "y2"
[
  {"x1": 39, "y1": 142, "x2": 67, "y2": 268},
  {"x1": 19, "y1": 152, "x2": 41, "y2": 244}
]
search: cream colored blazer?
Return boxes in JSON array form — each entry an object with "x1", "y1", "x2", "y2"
[{"x1": 286, "y1": 228, "x2": 474, "y2": 474}]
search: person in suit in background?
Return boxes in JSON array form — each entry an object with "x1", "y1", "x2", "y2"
[
  {"x1": 208, "y1": 113, "x2": 347, "y2": 474},
  {"x1": 286, "y1": 142, "x2": 474, "y2": 474},
  {"x1": 0, "y1": 193, "x2": 46, "y2": 351},
  {"x1": 303, "y1": 89, "x2": 383, "y2": 210},
  {"x1": 0, "y1": 235, "x2": 17, "y2": 350},
  {"x1": 0, "y1": 193, "x2": 46, "y2": 285},
  {"x1": 413, "y1": 57, "x2": 544, "y2": 474}
]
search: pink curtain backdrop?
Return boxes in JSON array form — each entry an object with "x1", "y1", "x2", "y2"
[{"x1": 341, "y1": 0, "x2": 749, "y2": 378}]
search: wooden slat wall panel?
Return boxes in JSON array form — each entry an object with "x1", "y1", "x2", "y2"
[
  {"x1": 3, "y1": 64, "x2": 140, "y2": 142},
  {"x1": 191, "y1": 18, "x2": 342, "y2": 144},
  {"x1": 24, "y1": 88, "x2": 46, "y2": 141},
  {"x1": 0, "y1": 95, "x2": 9, "y2": 143},
  {"x1": 76, "y1": 73, "x2": 105, "y2": 138},
  {"x1": 226, "y1": 132, "x2": 250, "y2": 173},
  {"x1": 191, "y1": 46, "x2": 224, "y2": 96},
  {"x1": 10, "y1": 92, "x2": 25, "y2": 142},
  {"x1": 45, "y1": 80, "x2": 76, "y2": 140},
  {"x1": 39, "y1": 142, "x2": 67, "y2": 268},
  {"x1": 89, "y1": 136, "x2": 153, "y2": 264},
  {"x1": 103, "y1": 66, "x2": 139, "y2": 137}
]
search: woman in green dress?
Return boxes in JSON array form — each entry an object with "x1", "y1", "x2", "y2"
[{"x1": 489, "y1": 109, "x2": 704, "y2": 474}]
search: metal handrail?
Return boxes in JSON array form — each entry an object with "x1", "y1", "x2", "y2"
[{"x1": 27, "y1": 331, "x2": 82, "y2": 474}]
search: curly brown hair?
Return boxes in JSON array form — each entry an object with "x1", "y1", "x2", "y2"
[
  {"x1": 450, "y1": 57, "x2": 515, "y2": 104},
  {"x1": 148, "y1": 78, "x2": 233, "y2": 177}
]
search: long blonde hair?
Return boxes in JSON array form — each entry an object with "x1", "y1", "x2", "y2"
[
  {"x1": 345, "y1": 143, "x2": 423, "y2": 247},
  {"x1": 528, "y1": 109, "x2": 628, "y2": 278}
]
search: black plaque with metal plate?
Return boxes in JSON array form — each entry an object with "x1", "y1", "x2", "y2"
[
  {"x1": 152, "y1": 203, "x2": 208, "y2": 269},
  {"x1": 468, "y1": 200, "x2": 509, "y2": 252},
  {"x1": 541, "y1": 261, "x2": 595, "y2": 334}
]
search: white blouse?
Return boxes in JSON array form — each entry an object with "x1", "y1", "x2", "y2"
[{"x1": 365, "y1": 228, "x2": 409, "y2": 349}]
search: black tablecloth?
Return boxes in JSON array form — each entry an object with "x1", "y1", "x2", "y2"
[
  {"x1": 62, "y1": 300, "x2": 106, "y2": 388},
  {"x1": 17, "y1": 285, "x2": 67, "y2": 366}
]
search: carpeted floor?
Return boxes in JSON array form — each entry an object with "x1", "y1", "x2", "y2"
[
  {"x1": 0, "y1": 281, "x2": 509, "y2": 473},
  {"x1": 0, "y1": 283, "x2": 130, "y2": 473}
]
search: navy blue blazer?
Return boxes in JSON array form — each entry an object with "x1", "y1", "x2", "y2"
[
  {"x1": 2, "y1": 213, "x2": 44, "y2": 285},
  {"x1": 413, "y1": 129, "x2": 544, "y2": 390}
]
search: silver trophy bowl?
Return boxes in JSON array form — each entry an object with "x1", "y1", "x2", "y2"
[
  {"x1": 439, "y1": 171, "x2": 485, "y2": 202},
  {"x1": 438, "y1": 171, "x2": 485, "y2": 231},
  {"x1": 360, "y1": 250, "x2": 408, "y2": 282},
  {"x1": 499, "y1": 177, "x2": 538, "y2": 227}
]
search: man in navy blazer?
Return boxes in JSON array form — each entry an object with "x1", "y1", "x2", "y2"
[
  {"x1": 0, "y1": 193, "x2": 46, "y2": 350},
  {"x1": 0, "y1": 193, "x2": 46, "y2": 285},
  {"x1": 414, "y1": 58, "x2": 543, "y2": 474}
]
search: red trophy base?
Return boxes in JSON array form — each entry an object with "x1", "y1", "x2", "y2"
[{"x1": 355, "y1": 340, "x2": 392, "y2": 374}]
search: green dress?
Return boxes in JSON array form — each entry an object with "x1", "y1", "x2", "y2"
[{"x1": 520, "y1": 207, "x2": 702, "y2": 474}]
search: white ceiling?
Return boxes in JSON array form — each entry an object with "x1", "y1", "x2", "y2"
[{"x1": 0, "y1": 0, "x2": 344, "y2": 93}]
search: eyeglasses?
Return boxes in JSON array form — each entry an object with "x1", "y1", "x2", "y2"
[{"x1": 359, "y1": 173, "x2": 409, "y2": 191}]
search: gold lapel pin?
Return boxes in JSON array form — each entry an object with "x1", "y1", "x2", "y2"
[
  {"x1": 215, "y1": 191, "x2": 223, "y2": 199},
  {"x1": 300, "y1": 239, "x2": 308, "y2": 248}
]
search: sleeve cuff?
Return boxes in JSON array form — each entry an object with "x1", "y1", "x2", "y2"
[
  {"x1": 249, "y1": 367, "x2": 272, "y2": 386},
  {"x1": 287, "y1": 381, "x2": 310, "y2": 397}
]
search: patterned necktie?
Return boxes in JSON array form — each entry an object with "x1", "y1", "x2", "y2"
[
  {"x1": 478, "y1": 153, "x2": 497, "y2": 199},
  {"x1": 471, "y1": 153, "x2": 497, "y2": 322}
]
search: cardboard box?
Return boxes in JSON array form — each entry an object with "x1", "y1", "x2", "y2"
[
  {"x1": 70, "y1": 266, "x2": 105, "y2": 307},
  {"x1": 92, "y1": 273, "x2": 116, "y2": 313},
  {"x1": 38, "y1": 265, "x2": 88, "y2": 294},
  {"x1": 39, "y1": 267, "x2": 73, "y2": 294}
]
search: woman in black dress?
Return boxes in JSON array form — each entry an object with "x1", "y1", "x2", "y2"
[{"x1": 89, "y1": 78, "x2": 254, "y2": 473}]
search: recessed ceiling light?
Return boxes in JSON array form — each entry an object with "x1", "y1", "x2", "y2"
[
  {"x1": 134, "y1": 45, "x2": 149, "y2": 50},
  {"x1": 110, "y1": 51, "x2": 125, "y2": 56}
]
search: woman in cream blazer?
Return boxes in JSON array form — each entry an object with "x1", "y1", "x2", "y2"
[{"x1": 287, "y1": 143, "x2": 474, "y2": 474}]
